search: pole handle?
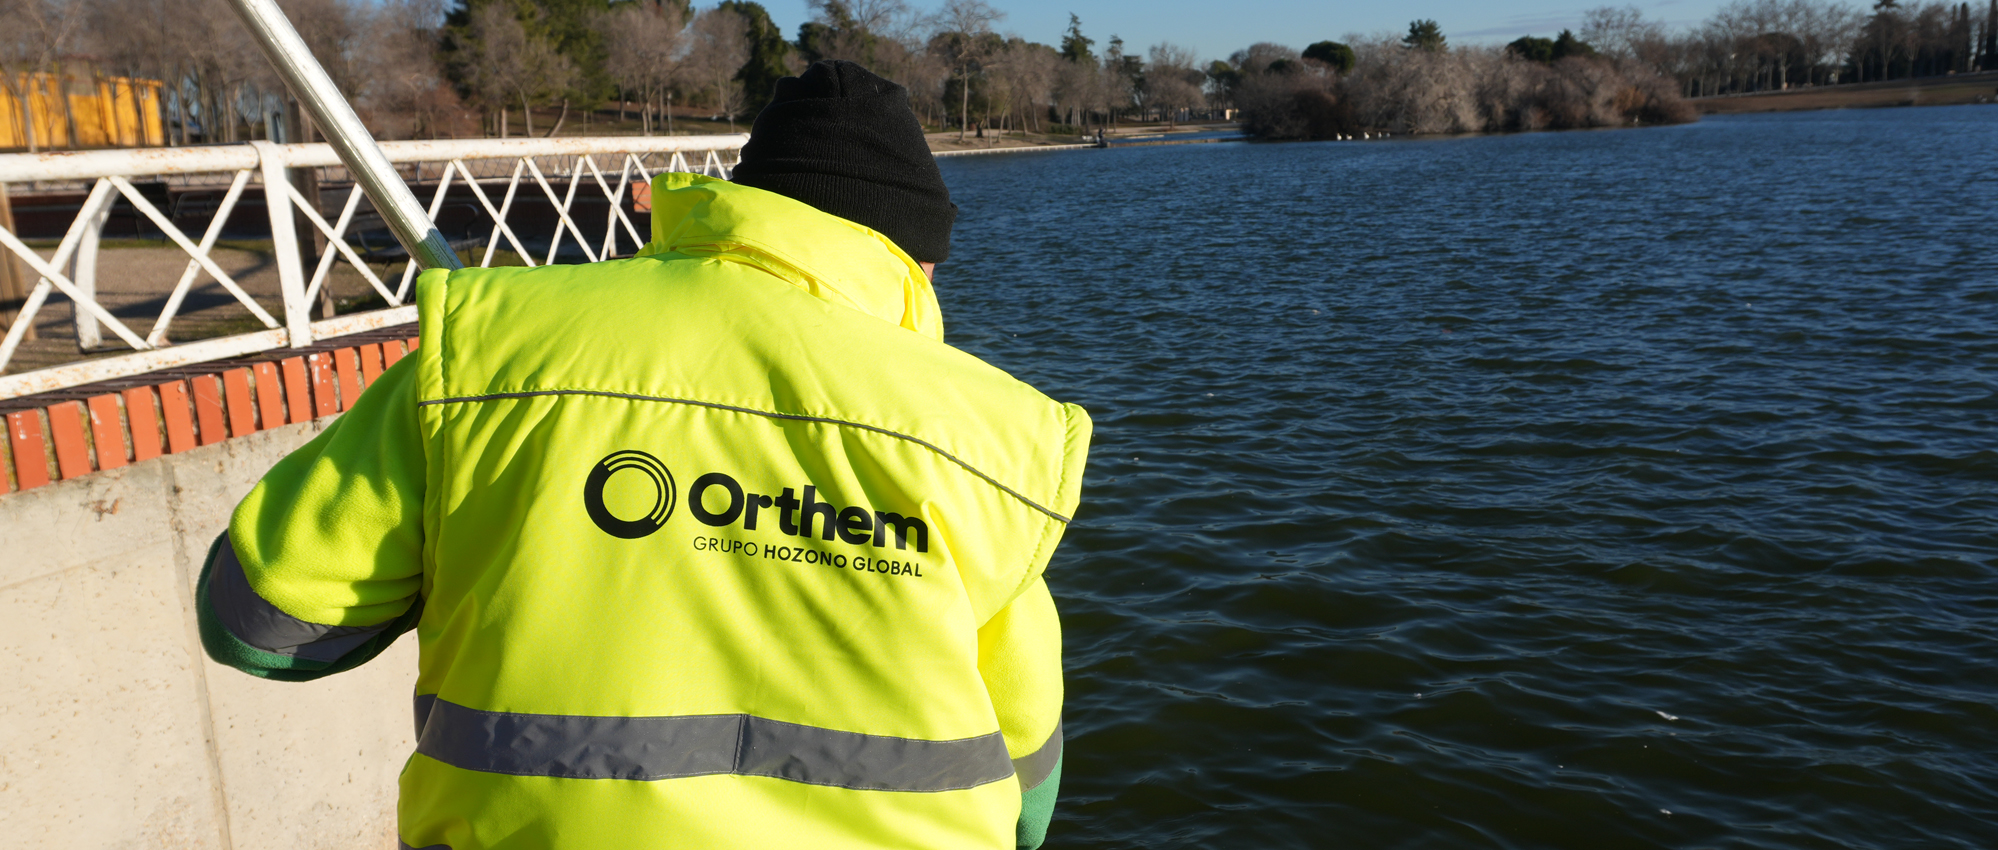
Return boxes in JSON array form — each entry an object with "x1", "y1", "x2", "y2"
[{"x1": 224, "y1": 0, "x2": 463, "y2": 272}]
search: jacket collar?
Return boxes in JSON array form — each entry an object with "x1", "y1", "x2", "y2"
[{"x1": 639, "y1": 172, "x2": 944, "y2": 341}]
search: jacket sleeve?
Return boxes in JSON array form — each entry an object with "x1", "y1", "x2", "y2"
[
  {"x1": 979, "y1": 575, "x2": 1065, "y2": 849},
  {"x1": 196, "y1": 353, "x2": 426, "y2": 681}
]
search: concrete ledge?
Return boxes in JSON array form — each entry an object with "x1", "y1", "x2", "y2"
[{"x1": 0, "y1": 416, "x2": 417, "y2": 849}]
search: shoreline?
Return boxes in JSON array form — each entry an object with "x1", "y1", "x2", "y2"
[
  {"x1": 1692, "y1": 71, "x2": 1998, "y2": 114},
  {"x1": 933, "y1": 143, "x2": 1097, "y2": 157},
  {"x1": 925, "y1": 123, "x2": 1242, "y2": 155}
]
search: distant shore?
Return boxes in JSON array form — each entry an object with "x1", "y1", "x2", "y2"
[
  {"x1": 1693, "y1": 71, "x2": 1998, "y2": 114},
  {"x1": 924, "y1": 123, "x2": 1239, "y2": 154}
]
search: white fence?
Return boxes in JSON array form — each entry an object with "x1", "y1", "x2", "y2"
[{"x1": 0, "y1": 135, "x2": 746, "y2": 400}]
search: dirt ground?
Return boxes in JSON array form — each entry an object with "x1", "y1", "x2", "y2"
[
  {"x1": 1695, "y1": 71, "x2": 1998, "y2": 113},
  {"x1": 1, "y1": 244, "x2": 400, "y2": 375}
]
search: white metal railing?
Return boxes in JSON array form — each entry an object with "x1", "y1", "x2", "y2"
[
  {"x1": 0, "y1": 135, "x2": 746, "y2": 399},
  {"x1": 230, "y1": 0, "x2": 464, "y2": 272}
]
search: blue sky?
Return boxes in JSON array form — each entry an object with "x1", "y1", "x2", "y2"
[{"x1": 759, "y1": 0, "x2": 1730, "y2": 63}]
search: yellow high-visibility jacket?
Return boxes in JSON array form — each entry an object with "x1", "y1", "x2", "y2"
[{"x1": 197, "y1": 173, "x2": 1091, "y2": 850}]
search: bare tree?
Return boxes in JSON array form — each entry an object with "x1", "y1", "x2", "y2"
[
  {"x1": 358, "y1": 0, "x2": 472, "y2": 139},
  {"x1": 1974, "y1": 0, "x2": 1990, "y2": 69},
  {"x1": 1145, "y1": 42, "x2": 1203, "y2": 125},
  {"x1": 837, "y1": 0, "x2": 917, "y2": 37},
  {"x1": 1358, "y1": 44, "x2": 1480, "y2": 133},
  {"x1": 452, "y1": 2, "x2": 525, "y2": 136},
  {"x1": 81, "y1": 0, "x2": 163, "y2": 141},
  {"x1": 797, "y1": 0, "x2": 939, "y2": 120},
  {"x1": 518, "y1": 23, "x2": 578, "y2": 136},
  {"x1": 1007, "y1": 39, "x2": 1060, "y2": 133},
  {"x1": 598, "y1": 0, "x2": 688, "y2": 135},
  {"x1": 976, "y1": 37, "x2": 1055, "y2": 135},
  {"x1": 686, "y1": 6, "x2": 749, "y2": 131},
  {"x1": 1229, "y1": 42, "x2": 1301, "y2": 76},
  {"x1": 285, "y1": 0, "x2": 362, "y2": 93},
  {"x1": 900, "y1": 48, "x2": 950, "y2": 126},
  {"x1": 1051, "y1": 54, "x2": 1097, "y2": 129},
  {"x1": 933, "y1": 0, "x2": 1003, "y2": 140},
  {"x1": 1098, "y1": 35, "x2": 1143, "y2": 127},
  {"x1": 1581, "y1": 5, "x2": 1668, "y2": 63},
  {"x1": 801, "y1": 0, "x2": 915, "y2": 64},
  {"x1": 447, "y1": 2, "x2": 576, "y2": 137},
  {"x1": 84, "y1": 0, "x2": 233, "y2": 145},
  {"x1": 1795, "y1": 0, "x2": 1864, "y2": 84},
  {"x1": 180, "y1": 0, "x2": 270, "y2": 143},
  {"x1": 1240, "y1": 33, "x2": 1694, "y2": 139},
  {"x1": 1, "y1": 0, "x2": 89, "y2": 151}
]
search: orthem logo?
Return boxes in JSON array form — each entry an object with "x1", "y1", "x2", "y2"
[{"x1": 583, "y1": 450, "x2": 675, "y2": 539}]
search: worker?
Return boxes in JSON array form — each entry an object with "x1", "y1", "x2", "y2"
[{"x1": 195, "y1": 60, "x2": 1091, "y2": 850}]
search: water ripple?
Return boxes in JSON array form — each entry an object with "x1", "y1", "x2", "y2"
[{"x1": 940, "y1": 107, "x2": 1998, "y2": 848}]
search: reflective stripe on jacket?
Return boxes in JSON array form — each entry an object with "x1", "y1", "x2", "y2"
[{"x1": 199, "y1": 172, "x2": 1090, "y2": 850}]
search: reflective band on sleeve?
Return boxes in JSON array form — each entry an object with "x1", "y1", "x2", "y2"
[
  {"x1": 208, "y1": 537, "x2": 410, "y2": 662},
  {"x1": 398, "y1": 842, "x2": 450, "y2": 850},
  {"x1": 412, "y1": 694, "x2": 1016, "y2": 793},
  {"x1": 416, "y1": 693, "x2": 437, "y2": 739},
  {"x1": 1012, "y1": 720, "x2": 1063, "y2": 792}
]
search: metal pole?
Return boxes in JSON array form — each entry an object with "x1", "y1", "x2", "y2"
[{"x1": 223, "y1": 0, "x2": 462, "y2": 272}]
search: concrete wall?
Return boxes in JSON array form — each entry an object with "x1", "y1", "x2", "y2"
[{"x1": 0, "y1": 417, "x2": 416, "y2": 850}]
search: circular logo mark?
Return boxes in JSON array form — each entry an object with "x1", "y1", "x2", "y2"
[{"x1": 583, "y1": 450, "x2": 675, "y2": 539}]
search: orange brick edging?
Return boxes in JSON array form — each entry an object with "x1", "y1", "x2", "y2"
[
  {"x1": 6, "y1": 408, "x2": 50, "y2": 492},
  {"x1": 88, "y1": 394, "x2": 128, "y2": 471},
  {"x1": 0, "y1": 336, "x2": 419, "y2": 495}
]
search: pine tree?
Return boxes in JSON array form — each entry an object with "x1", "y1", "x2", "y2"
[
  {"x1": 1551, "y1": 29, "x2": 1597, "y2": 60},
  {"x1": 1402, "y1": 19, "x2": 1446, "y2": 52},
  {"x1": 717, "y1": 1, "x2": 791, "y2": 115},
  {"x1": 1302, "y1": 41, "x2": 1356, "y2": 74},
  {"x1": 1953, "y1": 3, "x2": 1969, "y2": 73},
  {"x1": 1060, "y1": 14, "x2": 1094, "y2": 64},
  {"x1": 1985, "y1": 0, "x2": 1998, "y2": 70}
]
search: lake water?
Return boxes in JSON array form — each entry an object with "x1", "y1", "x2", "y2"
[{"x1": 935, "y1": 106, "x2": 1998, "y2": 849}]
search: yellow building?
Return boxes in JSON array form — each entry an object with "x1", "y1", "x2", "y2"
[{"x1": 0, "y1": 71, "x2": 166, "y2": 150}]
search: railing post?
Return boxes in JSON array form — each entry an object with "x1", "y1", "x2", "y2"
[
  {"x1": 0, "y1": 182, "x2": 32, "y2": 343},
  {"x1": 71, "y1": 202, "x2": 107, "y2": 350},
  {"x1": 252, "y1": 141, "x2": 312, "y2": 347},
  {"x1": 280, "y1": 99, "x2": 329, "y2": 318}
]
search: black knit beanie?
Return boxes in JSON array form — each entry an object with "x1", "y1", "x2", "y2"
[{"x1": 730, "y1": 60, "x2": 956, "y2": 263}]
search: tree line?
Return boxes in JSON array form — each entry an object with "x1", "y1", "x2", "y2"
[
  {"x1": 1224, "y1": 26, "x2": 1698, "y2": 139},
  {"x1": 1230, "y1": 0, "x2": 1998, "y2": 140},
  {"x1": 0, "y1": 0, "x2": 458, "y2": 149},
  {"x1": 0, "y1": 0, "x2": 1161, "y2": 147},
  {"x1": 0, "y1": 0, "x2": 1993, "y2": 150},
  {"x1": 1576, "y1": 0, "x2": 1998, "y2": 96}
]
